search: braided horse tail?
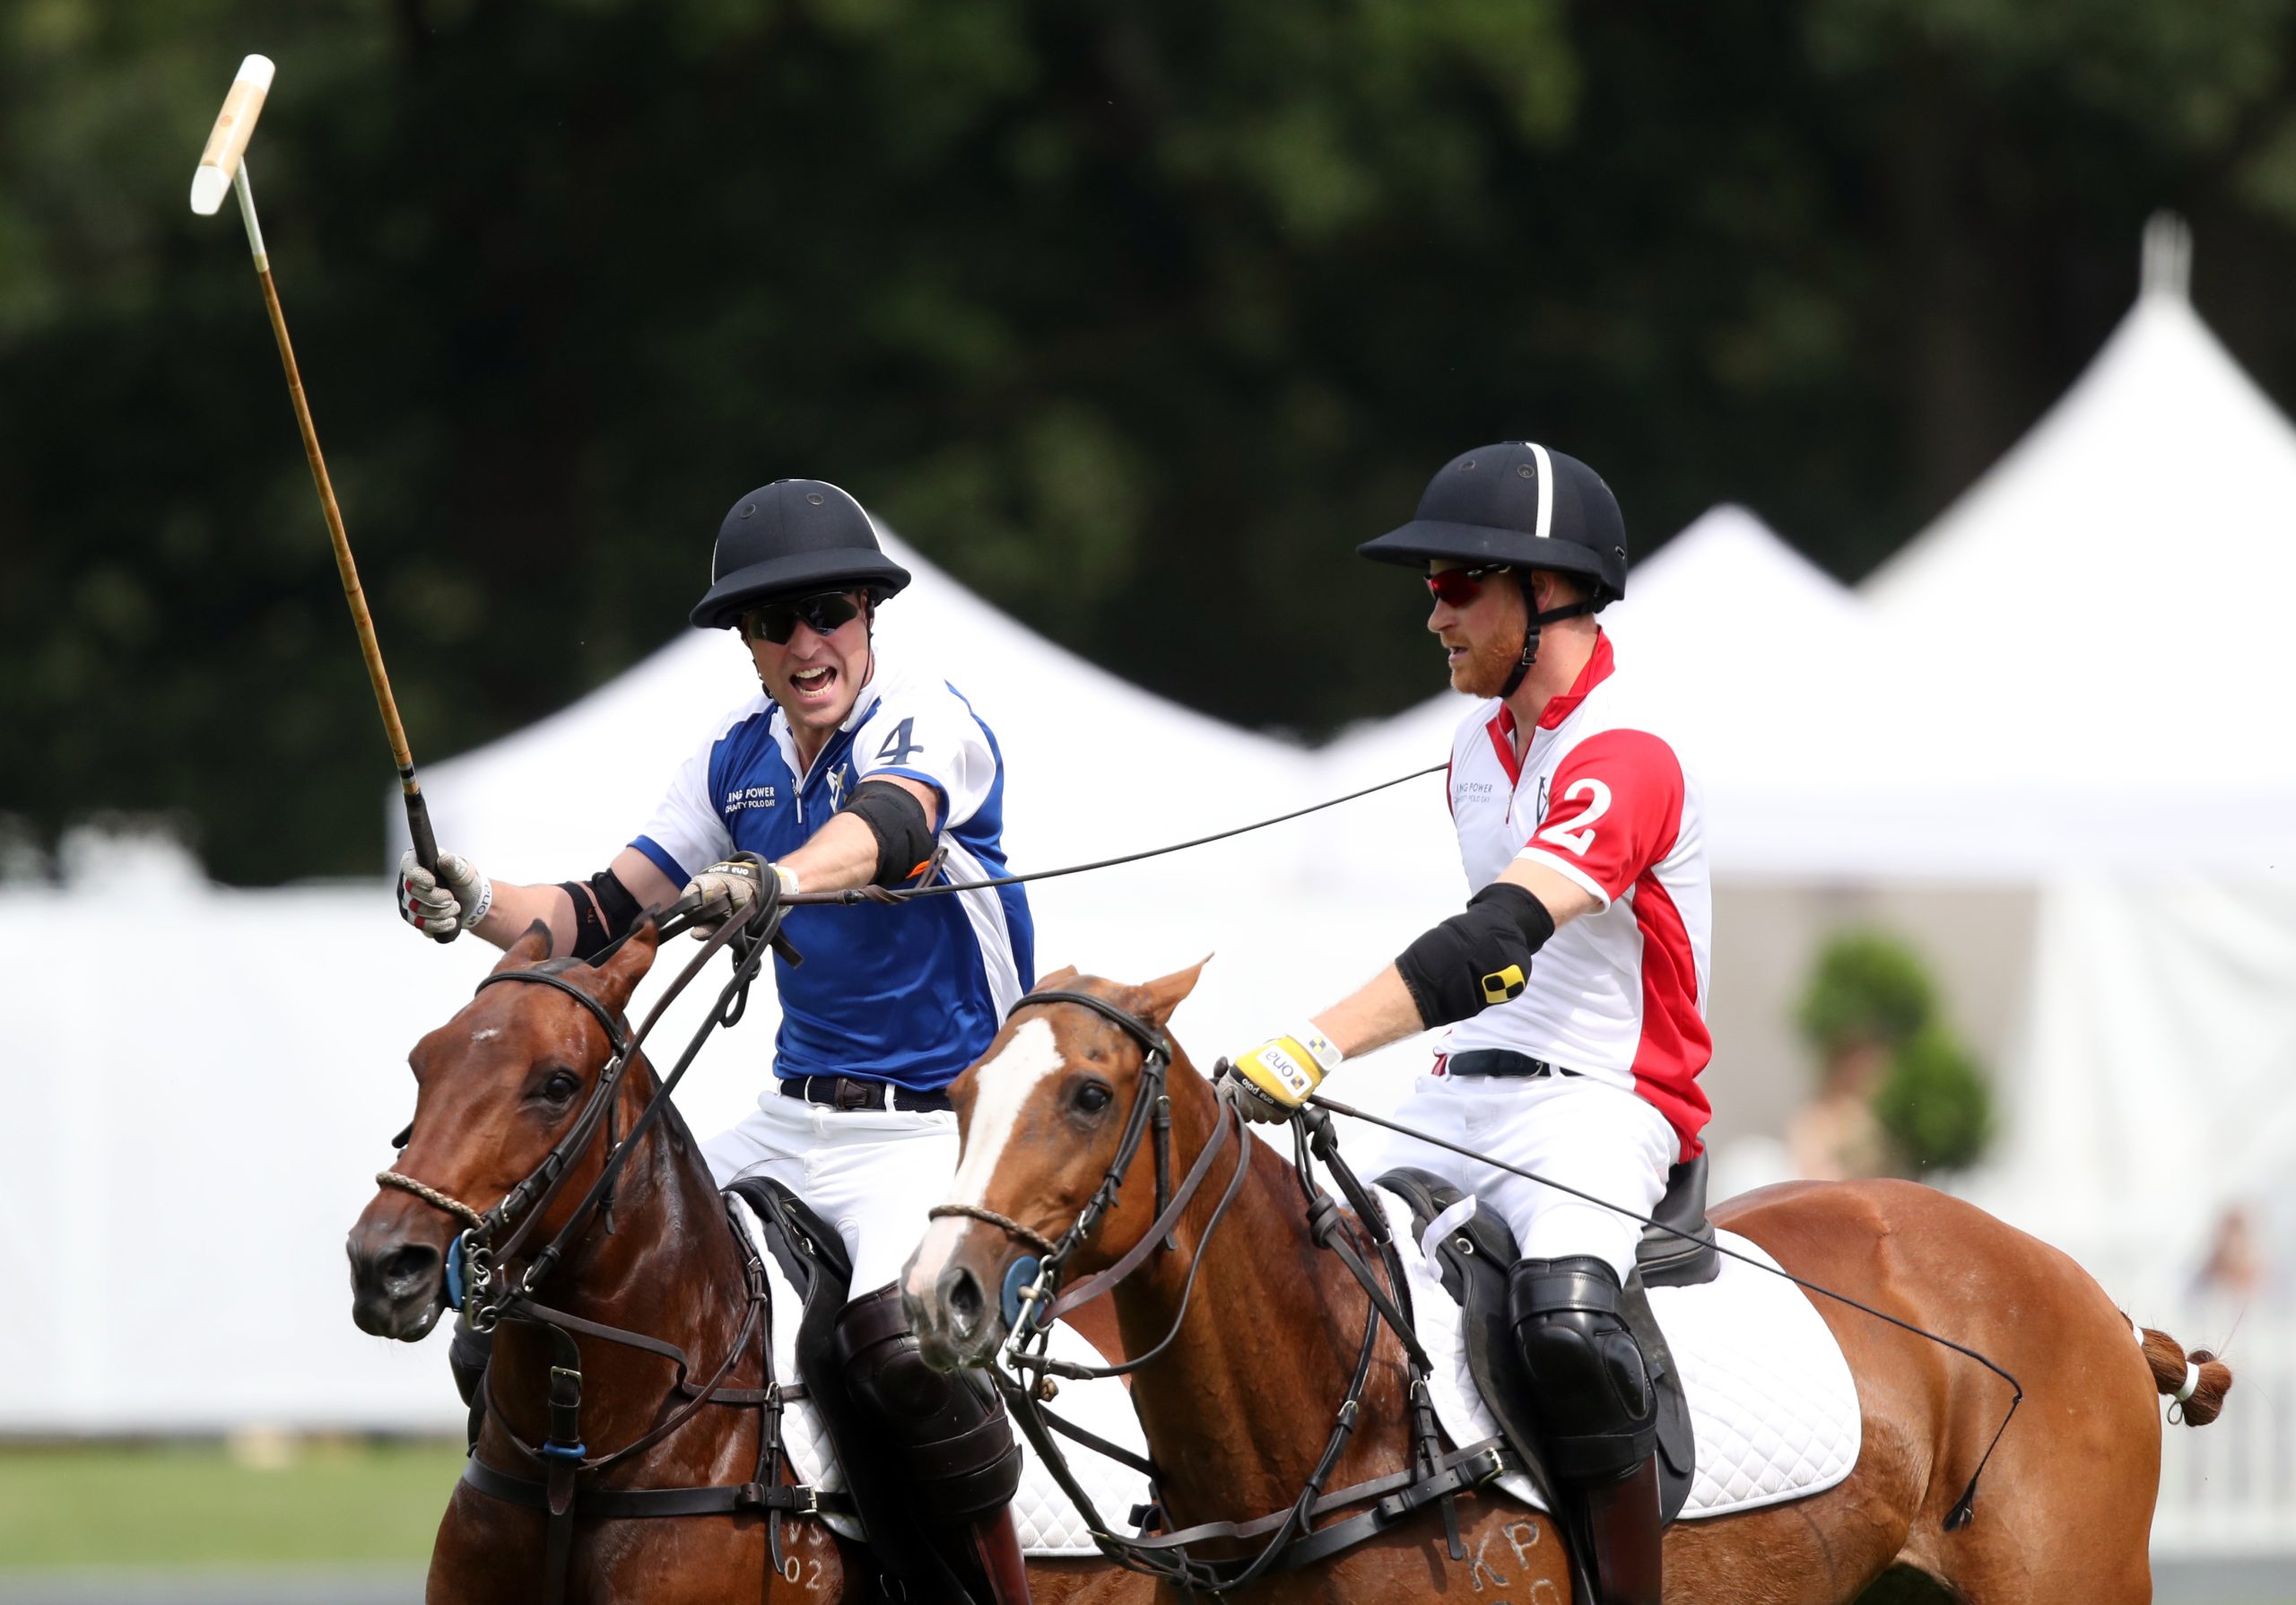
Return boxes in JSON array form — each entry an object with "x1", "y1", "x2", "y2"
[{"x1": 2130, "y1": 1318, "x2": 2234, "y2": 1426}]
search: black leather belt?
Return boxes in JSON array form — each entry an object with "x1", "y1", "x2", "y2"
[
  {"x1": 1444, "y1": 1050, "x2": 1579, "y2": 1080},
  {"x1": 778, "y1": 1074, "x2": 952, "y2": 1113}
]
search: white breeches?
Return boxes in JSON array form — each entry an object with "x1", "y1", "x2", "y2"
[
  {"x1": 1355, "y1": 1070, "x2": 1679, "y2": 1283},
  {"x1": 703, "y1": 1092, "x2": 961, "y2": 1295}
]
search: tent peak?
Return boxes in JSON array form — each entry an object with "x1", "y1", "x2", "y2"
[{"x1": 2140, "y1": 211, "x2": 2191, "y2": 302}]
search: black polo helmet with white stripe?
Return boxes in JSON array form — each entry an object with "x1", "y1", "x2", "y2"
[
  {"x1": 1358, "y1": 441, "x2": 1628, "y2": 605},
  {"x1": 689, "y1": 478, "x2": 913, "y2": 630}
]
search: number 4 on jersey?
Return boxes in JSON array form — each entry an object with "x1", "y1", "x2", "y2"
[{"x1": 874, "y1": 718, "x2": 923, "y2": 766}]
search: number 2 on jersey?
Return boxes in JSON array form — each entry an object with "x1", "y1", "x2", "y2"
[
  {"x1": 874, "y1": 718, "x2": 923, "y2": 766},
  {"x1": 1535, "y1": 777, "x2": 1612, "y2": 857}
]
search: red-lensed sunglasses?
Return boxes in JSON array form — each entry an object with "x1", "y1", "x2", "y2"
[{"x1": 1424, "y1": 563, "x2": 1510, "y2": 607}]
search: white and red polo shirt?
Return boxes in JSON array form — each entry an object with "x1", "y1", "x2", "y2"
[{"x1": 1439, "y1": 632, "x2": 1714, "y2": 1156}]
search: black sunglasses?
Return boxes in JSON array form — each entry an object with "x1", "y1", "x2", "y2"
[{"x1": 742, "y1": 591, "x2": 865, "y2": 644}]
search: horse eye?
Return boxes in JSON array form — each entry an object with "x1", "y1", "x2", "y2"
[
  {"x1": 1073, "y1": 1082, "x2": 1113, "y2": 1115},
  {"x1": 539, "y1": 1070, "x2": 581, "y2": 1104}
]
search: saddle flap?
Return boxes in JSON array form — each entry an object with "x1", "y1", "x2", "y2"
[{"x1": 727, "y1": 1174, "x2": 854, "y2": 1298}]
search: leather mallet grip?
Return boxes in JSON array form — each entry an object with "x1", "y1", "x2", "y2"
[
  {"x1": 190, "y1": 55, "x2": 274, "y2": 215},
  {"x1": 401, "y1": 789, "x2": 454, "y2": 945}
]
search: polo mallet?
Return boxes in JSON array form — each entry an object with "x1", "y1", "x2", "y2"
[{"x1": 191, "y1": 55, "x2": 450, "y2": 939}]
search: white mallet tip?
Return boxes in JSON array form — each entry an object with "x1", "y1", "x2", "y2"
[{"x1": 189, "y1": 166, "x2": 232, "y2": 215}]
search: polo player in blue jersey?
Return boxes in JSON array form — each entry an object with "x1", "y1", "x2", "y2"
[{"x1": 398, "y1": 478, "x2": 1038, "y2": 1605}]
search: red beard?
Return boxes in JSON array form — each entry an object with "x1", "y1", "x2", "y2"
[{"x1": 1448, "y1": 621, "x2": 1524, "y2": 700}]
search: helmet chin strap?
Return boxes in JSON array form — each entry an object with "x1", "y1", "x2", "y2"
[{"x1": 1498, "y1": 598, "x2": 1597, "y2": 700}]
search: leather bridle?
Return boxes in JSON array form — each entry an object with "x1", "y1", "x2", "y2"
[{"x1": 935, "y1": 988, "x2": 1510, "y2": 1593}]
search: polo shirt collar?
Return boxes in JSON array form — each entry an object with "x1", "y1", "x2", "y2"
[{"x1": 1533, "y1": 628, "x2": 1613, "y2": 731}]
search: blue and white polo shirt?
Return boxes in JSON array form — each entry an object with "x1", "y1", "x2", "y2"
[{"x1": 631, "y1": 654, "x2": 1034, "y2": 1093}]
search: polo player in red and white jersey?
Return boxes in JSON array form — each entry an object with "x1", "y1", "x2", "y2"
[{"x1": 1222, "y1": 441, "x2": 1705, "y2": 1605}]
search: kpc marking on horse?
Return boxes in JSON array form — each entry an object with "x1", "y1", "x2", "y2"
[{"x1": 906, "y1": 1016, "x2": 1062, "y2": 1299}]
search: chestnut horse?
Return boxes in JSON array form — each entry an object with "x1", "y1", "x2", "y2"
[
  {"x1": 903, "y1": 964, "x2": 2231, "y2": 1603},
  {"x1": 346, "y1": 922, "x2": 1147, "y2": 1605}
]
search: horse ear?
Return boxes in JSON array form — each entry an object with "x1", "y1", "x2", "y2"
[
  {"x1": 1138, "y1": 955, "x2": 1212, "y2": 1026},
  {"x1": 590, "y1": 918, "x2": 660, "y2": 1011},
  {"x1": 491, "y1": 920, "x2": 555, "y2": 973},
  {"x1": 1032, "y1": 964, "x2": 1082, "y2": 991}
]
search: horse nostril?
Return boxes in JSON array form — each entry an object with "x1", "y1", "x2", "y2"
[
  {"x1": 378, "y1": 1242, "x2": 441, "y2": 1296},
  {"x1": 942, "y1": 1265, "x2": 983, "y2": 1338}
]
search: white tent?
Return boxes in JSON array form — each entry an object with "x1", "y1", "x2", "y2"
[{"x1": 1863, "y1": 275, "x2": 2296, "y2": 876}]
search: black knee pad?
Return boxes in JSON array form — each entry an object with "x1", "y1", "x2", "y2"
[
  {"x1": 833, "y1": 1285, "x2": 1022, "y2": 1520},
  {"x1": 1508, "y1": 1255, "x2": 1657, "y2": 1485}
]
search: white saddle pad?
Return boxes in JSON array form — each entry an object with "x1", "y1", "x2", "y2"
[
  {"x1": 731, "y1": 1199, "x2": 1152, "y2": 1556},
  {"x1": 1376, "y1": 1187, "x2": 1861, "y2": 1520}
]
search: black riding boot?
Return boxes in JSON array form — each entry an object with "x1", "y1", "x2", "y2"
[
  {"x1": 1508, "y1": 1255, "x2": 1662, "y2": 1605},
  {"x1": 834, "y1": 1285, "x2": 1031, "y2": 1605}
]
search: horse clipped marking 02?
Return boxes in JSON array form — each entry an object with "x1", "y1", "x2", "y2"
[
  {"x1": 903, "y1": 964, "x2": 2234, "y2": 1604},
  {"x1": 347, "y1": 921, "x2": 1150, "y2": 1605}
]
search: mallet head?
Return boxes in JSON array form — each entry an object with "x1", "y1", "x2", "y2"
[{"x1": 190, "y1": 54, "x2": 274, "y2": 215}]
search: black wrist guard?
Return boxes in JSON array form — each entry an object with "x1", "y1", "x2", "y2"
[
  {"x1": 558, "y1": 868, "x2": 644, "y2": 960},
  {"x1": 1394, "y1": 882, "x2": 1558, "y2": 1030},
  {"x1": 839, "y1": 780, "x2": 938, "y2": 888}
]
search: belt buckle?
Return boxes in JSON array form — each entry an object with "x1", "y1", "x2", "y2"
[{"x1": 834, "y1": 1077, "x2": 875, "y2": 1112}]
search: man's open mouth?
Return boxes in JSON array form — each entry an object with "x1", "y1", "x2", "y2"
[{"x1": 791, "y1": 665, "x2": 836, "y2": 696}]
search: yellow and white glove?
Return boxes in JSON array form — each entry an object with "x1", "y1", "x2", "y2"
[
  {"x1": 1218, "y1": 1024, "x2": 1344, "y2": 1124},
  {"x1": 680, "y1": 859, "x2": 799, "y2": 938},
  {"x1": 397, "y1": 849, "x2": 491, "y2": 940}
]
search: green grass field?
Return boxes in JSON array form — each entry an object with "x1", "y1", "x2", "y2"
[{"x1": 0, "y1": 1439, "x2": 465, "y2": 1569}]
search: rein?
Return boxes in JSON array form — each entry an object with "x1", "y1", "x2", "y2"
[
  {"x1": 783, "y1": 764, "x2": 1445, "y2": 907},
  {"x1": 946, "y1": 990, "x2": 1500, "y2": 1594},
  {"x1": 375, "y1": 882, "x2": 836, "y2": 1600}
]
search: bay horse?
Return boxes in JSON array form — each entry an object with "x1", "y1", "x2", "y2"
[
  {"x1": 346, "y1": 920, "x2": 1147, "y2": 1605},
  {"x1": 902, "y1": 964, "x2": 2232, "y2": 1603}
]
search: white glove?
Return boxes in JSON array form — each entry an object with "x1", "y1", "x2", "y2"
[
  {"x1": 397, "y1": 849, "x2": 492, "y2": 940},
  {"x1": 681, "y1": 859, "x2": 799, "y2": 938}
]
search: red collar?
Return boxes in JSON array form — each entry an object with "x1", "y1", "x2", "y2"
[
  {"x1": 1532, "y1": 629, "x2": 1614, "y2": 731},
  {"x1": 1483, "y1": 632, "x2": 1613, "y2": 784}
]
